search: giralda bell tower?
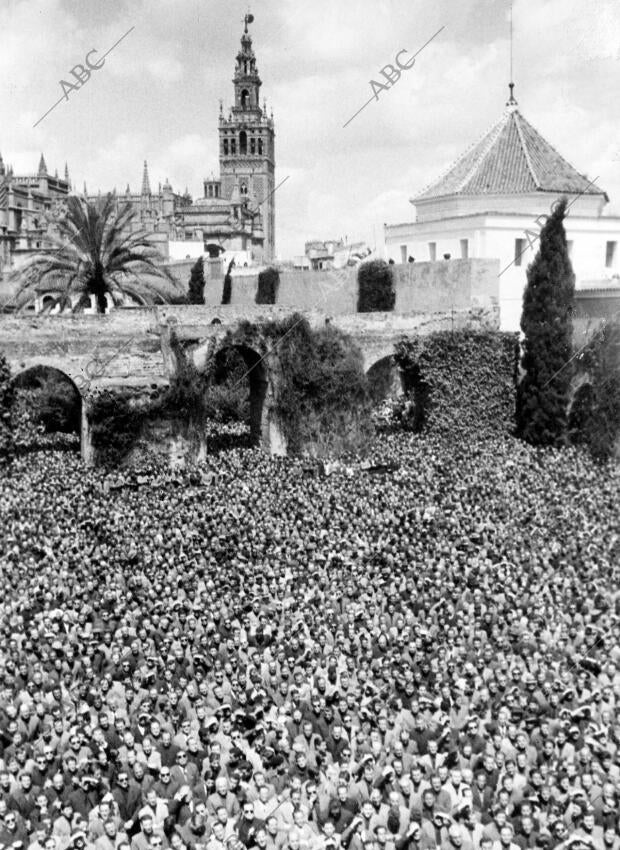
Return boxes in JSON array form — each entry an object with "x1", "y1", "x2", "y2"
[{"x1": 218, "y1": 13, "x2": 276, "y2": 261}]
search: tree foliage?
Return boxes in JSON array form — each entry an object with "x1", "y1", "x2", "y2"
[
  {"x1": 11, "y1": 194, "x2": 179, "y2": 314},
  {"x1": 516, "y1": 198, "x2": 575, "y2": 446},
  {"x1": 88, "y1": 334, "x2": 251, "y2": 465},
  {"x1": 357, "y1": 259, "x2": 396, "y2": 312},
  {"x1": 188, "y1": 256, "x2": 206, "y2": 305},
  {"x1": 233, "y1": 314, "x2": 373, "y2": 456},
  {"x1": 569, "y1": 319, "x2": 620, "y2": 460},
  {"x1": 255, "y1": 267, "x2": 280, "y2": 305},
  {"x1": 221, "y1": 259, "x2": 235, "y2": 305}
]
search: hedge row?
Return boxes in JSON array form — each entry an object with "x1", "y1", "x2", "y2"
[{"x1": 395, "y1": 331, "x2": 519, "y2": 439}]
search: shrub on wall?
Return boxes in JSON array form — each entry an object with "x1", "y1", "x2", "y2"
[
  {"x1": 255, "y1": 267, "x2": 280, "y2": 305},
  {"x1": 357, "y1": 259, "x2": 396, "y2": 312},
  {"x1": 394, "y1": 331, "x2": 518, "y2": 439},
  {"x1": 221, "y1": 259, "x2": 234, "y2": 305},
  {"x1": 188, "y1": 256, "x2": 206, "y2": 305}
]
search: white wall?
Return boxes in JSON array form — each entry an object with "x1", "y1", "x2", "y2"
[
  {"x1": 386, "y1": 210, "x2": 620, "y2": 331},
  {"x1": 167, "y1": 240, "x2": 205, "y2": 260}
]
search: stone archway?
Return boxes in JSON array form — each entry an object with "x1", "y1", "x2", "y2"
[
  {"x1": 11, "y1": 364, "x2": 84, "y2": 455},
  {"x1": 365, "y1": 354, "x2": 403, "y2": 404},
  {"x1": 212, "y1": 342, "x2": 268, "y2": 447}
]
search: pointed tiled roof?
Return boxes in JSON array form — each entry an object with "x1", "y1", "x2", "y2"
[{"x1": 414, "y1": 103, "x2": 606, "y2": 202}]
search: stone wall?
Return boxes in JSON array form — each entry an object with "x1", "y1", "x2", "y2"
[{"x1": 167, "y1": 258, "x2": 499, "y2": 316}]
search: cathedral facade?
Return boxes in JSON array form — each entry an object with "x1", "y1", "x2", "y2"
[
  {"x1": 0, "y1": 16, "x2": 276, "y2": 284},
  {"x1": 0, "y1": 155, "x2": 71, "y2": 278}
]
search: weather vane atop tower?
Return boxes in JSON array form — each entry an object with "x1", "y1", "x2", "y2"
[{"x1": 244, "y1": 10, "x2": 254, "y2": 33}]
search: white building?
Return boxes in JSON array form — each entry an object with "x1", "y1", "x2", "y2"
[{"x1": 385, "y1": 87, "x2": 620, "y2": 331}]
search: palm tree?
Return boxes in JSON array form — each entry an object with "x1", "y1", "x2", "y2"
[{"x1": 10, "y1": 193, "x2": 182, "y2": 313}]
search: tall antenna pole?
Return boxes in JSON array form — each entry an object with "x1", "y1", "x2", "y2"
[
  {"x1": 507, "y1": 0, "x2": 517, "y2": 106},
  {"x1": 510, "y1": 0, "x2": 513, "y2": 86}
]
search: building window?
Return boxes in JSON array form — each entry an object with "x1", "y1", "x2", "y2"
[
  {"x1": 207, "y1": 185, "x2": 213, "y2": 198},
  {"x1": 460, "y1": 239, "x2": 469, "y2": 259},
  {"x1": 223, "y1": 140, "x2": 229, "y2": 155},
  {"x1": 240, "y1": 131, "x2": 247, "y2": 155},
  {"x1": 241, "y1": 89, "x2": 250, "y2": 108},
  {"x1": 230, "y1": 139, "x2": 236, "y2": 155},
  {"x1": 605, "y1": 240, "x2": 616, "y2": 268},
  {"x1": 250, "y1": 138, "x2": 256, "y2": 155},
  {"x1": 240, "y1": 183, "x2": 248, "y2": 195},
  {"x1": 258, "y1": 139, "x2": 263, "y2": 155},
  {"x1": 428, "y1": 242, "x2": 436, "y2": 261},
  {"x1": 514, "y1": 238, "x2": 526, "y2": 267},
  {"x1": 214, "y1": 185, "x2": 219, "y2": 198}
]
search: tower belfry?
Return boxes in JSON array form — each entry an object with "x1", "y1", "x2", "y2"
[{"x1": 218, "y1": 12, "x2": 276, "y2": 261}]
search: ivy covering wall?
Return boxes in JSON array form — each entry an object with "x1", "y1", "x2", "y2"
[
  {"x1": 394, "y1": 331, "x2": 519, "y2": 439},
  {"x1": 225, "y1": 314, "x2": 373, "y2": 456}
]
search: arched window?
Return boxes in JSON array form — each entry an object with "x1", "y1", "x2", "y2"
[
  {"x1": 231, "y1": 139, "x2": 236, "y2": 154},
  {"x1": 241, "y1": 89, "x2": 250, "y2": 108},
  {"x1": 239, "y1": 131, "x2": 247, "y2": 155},
  {"x1": 223, "y1": 139, "x2": 229, "y2": 155},
  {"x1": 258, "y1": 139, "x2": 263, "y2": 155},
  {"x1": 240, "y1": 183, "x2": 248, "y2": 196},
  {"x1": 250, "y1": 138, "x2": 256, "y2": 155}
]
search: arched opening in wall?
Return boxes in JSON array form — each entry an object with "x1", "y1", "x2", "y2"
[
  {"x1": 12, "y1": 366, "x2": 81, "y2": 453},
  {"x1": 206, "y1": 343, "x2": 266, "y2": 451},
  {"x1": 241, "y1": 89, "x2": 250, "y2": 108},
  {"x1": 366, "y1": 355, "x2": 405, "y2": 430},
  {"x1": 239, "y1": 131, "x2": 248, "y2": 155}
]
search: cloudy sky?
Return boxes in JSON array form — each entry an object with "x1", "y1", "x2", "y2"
[{"x1": 2, "y1": 0, "x2": 619, "y2": 259}]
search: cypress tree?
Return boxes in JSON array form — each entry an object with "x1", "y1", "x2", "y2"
[
  {"x1": 221, "y1": 259, "x2": 235, "y2": 305},
  {"x1": 188, "y1": 256, "x2": 206, "y2": 305},
  {"x1": 516, "y1": 198, "x2": 575, "y2": 446}
]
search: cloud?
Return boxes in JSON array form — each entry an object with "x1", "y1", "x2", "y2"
[{"x1": 1, "y1": 0, "x2": 618, "y2": 262}]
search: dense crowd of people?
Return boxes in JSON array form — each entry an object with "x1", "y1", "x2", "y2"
[{"x1": 1, "y1": 432, "x2": 619, "y2": 850}]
